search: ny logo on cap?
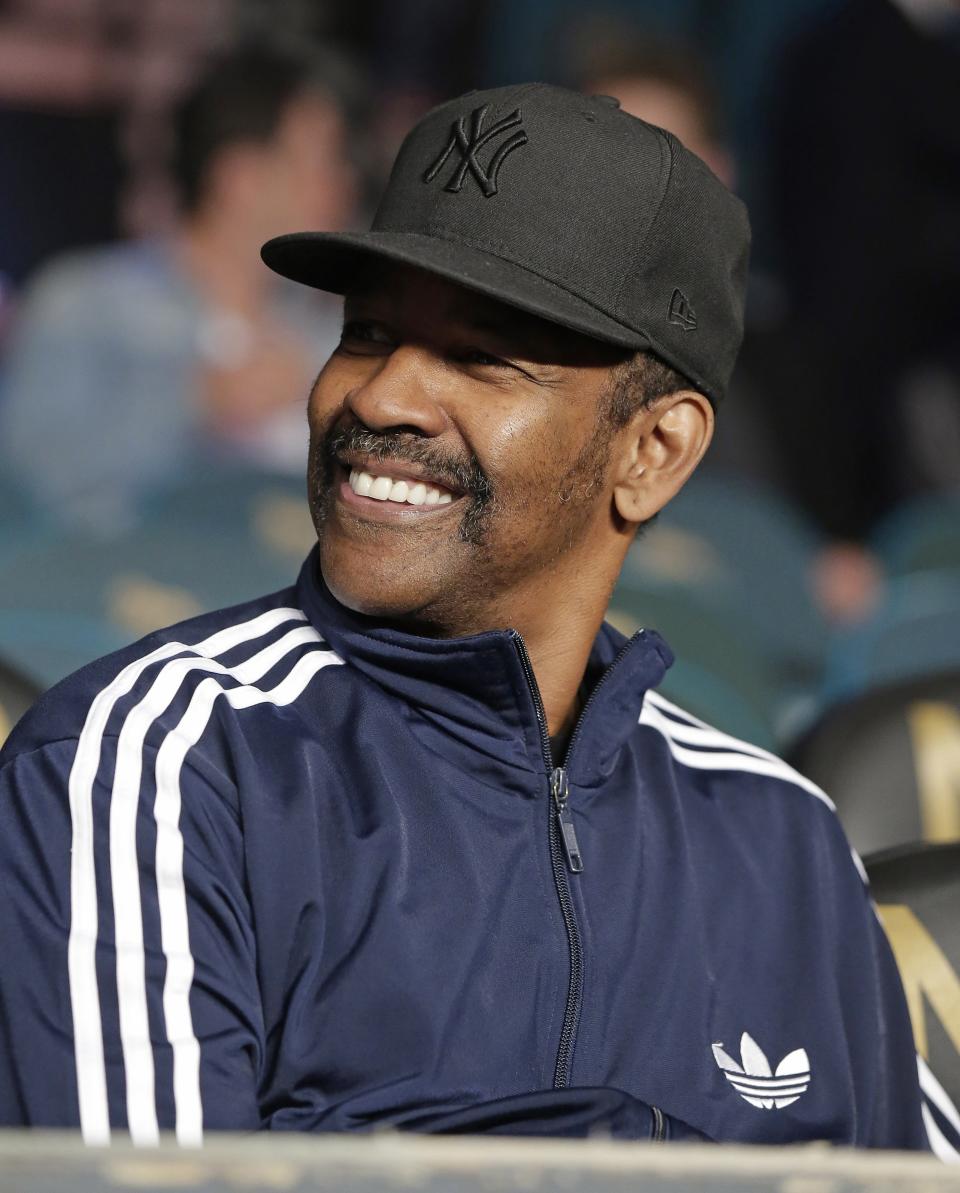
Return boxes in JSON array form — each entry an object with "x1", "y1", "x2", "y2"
[{"x1": 423, "y1": 105, "x2": 528, "y2": 197}]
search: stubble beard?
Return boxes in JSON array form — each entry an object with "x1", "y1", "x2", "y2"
[{"x1": 305, "y1": 409, "x2": 617, "y2": 632}]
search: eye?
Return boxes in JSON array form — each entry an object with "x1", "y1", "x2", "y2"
[
  {"x1": 462, "y1": 348, "x2": 508, "y2": 368},
  {"x1": 338, "y1": 320, "x2": 394, "y2": 353},
  {"x1": 459, "y1": 348, "x2": 533, "y2": 381}
]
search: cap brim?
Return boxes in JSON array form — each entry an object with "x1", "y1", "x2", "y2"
[{"x1": 261, "y1": 230, "x2": 651, "y2": 352}]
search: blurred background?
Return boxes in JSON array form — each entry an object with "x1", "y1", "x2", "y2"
[{"x1": 0, "y1": 0, "x2": 959, "y2": 856}]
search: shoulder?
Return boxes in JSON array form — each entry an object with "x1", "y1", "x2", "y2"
[
  {"x1": 637, "y1": 690, "x2": 877, "y2": 935},
  {"x1": 21, "y1": 241, "x2": 153, "y2": 295},
  {"x1": 0, "y1": 585, "x2": 343, "y2": 772},
  {"x1": 638, "y1": 686, "x2": 848, "y2": 836},
  {"x1": 12, "y1": 241, "x2": 184, "y2": 330},
  {"x1": 640, "y1": 688, "x2": 832, "y2": 805}
]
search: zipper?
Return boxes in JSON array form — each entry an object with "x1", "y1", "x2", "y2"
[
  {"x1": 511, "y1": 629, "x2": 644, "y2": 1090},
  {"x1": 542, "y1": 629, "x2": 643, "y2": 878},
  {"x1": 546, "y1": 778, "x2": 584, "y2": 1088},
  {"x1": 651, "y1": 1104, "x2": 666, "y2": 1142},
  {"x1": 512, "y1": 633, "x2": 584, "y2": 1089},
  {"x1": 551, "y1": 767, "x2": 583, "y2": 872}
]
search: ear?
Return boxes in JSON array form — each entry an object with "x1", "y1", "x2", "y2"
[{"x1": 612, "y1": 391, "x2": 714, "y2": 526}]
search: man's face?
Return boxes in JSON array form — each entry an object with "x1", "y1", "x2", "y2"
[
  {"x1": 307, "y1": 264, "x2": 630, "y2": 635},
  {"x1": 260, "y1": 93, "x2": 357, "y2": 238}
]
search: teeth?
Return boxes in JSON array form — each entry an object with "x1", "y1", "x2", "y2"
[
  {"x1": 347, "y1": 468, "x2": 454, "y2": 508},
  {"x1": 369, "y1": 476, "x2": 393, "y2": 501}
]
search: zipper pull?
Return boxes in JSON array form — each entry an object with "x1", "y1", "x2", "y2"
[{"x1": 551, "y1": 767, "x2": 584, "y2": 873}]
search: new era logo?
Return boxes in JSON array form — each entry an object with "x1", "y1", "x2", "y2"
[
  {"x1": 668, "y1": 288, "x2": 697, "y2": 330},
  {"x1": 423, "y1": 104, "x2": 528, "y2": 197},
  {"x1": 712, "y1": 1032, "x2": 811, "y2": 1110}
]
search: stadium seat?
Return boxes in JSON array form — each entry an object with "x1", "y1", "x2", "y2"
[
  {"x1": 0, "y1": 475, "x2": 50, "y2": 569},
  {"x1": 0, "y1": 657, "x2": 43, "y2": 745},
  {"x1": 0, "y1": 473, "x2": 39, "y2": 523},
  {"x1": 823, "y1": 573, "x2": 960, "y2": 704},
  {"x1": 141, "y1": 464, "x2": 313, "y2": 551},
  {"x1": 0, "y1": 467, "x2": 315, "y2": 686},
  {"x1": 789, "y1": 671, "x2": 960, "y2": 857},
  {"x1": 0, "y1": 609, "x2": 131, "y2": 691},
  {"x1": 873, "y1": 496, "x2": 960, "y2": 579},
  {"x1": 608, "y1": 589, "x2": 782, "y2": 750},
  {"x1": 621, "y1": 474, "x2": 829, "y2": 688},
  {"x1": 867, "y1": 843, "x2": 960, "y2": 1148}
]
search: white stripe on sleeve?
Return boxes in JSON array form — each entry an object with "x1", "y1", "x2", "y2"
[
  {"x1": 645, "y1": 691, "x2": 787, "y2": 763},
  {"x1": 923, "y1": 1104, "x2": 960, "y2": 1162},
  {"x1": 67, "y1": 606, "x2": 306, "y2": 1145},
  {"x1": 109, "y1": 623, "x2": 322, "y2": 1145},
  {"x1": 639, "y1": 699, "x2": 835, "y2": 812},
  {"x1": 154, "y1": 646, "x2": 342, "y2": 1145},
  {"x1": 919, "y1": 1055, "x2": 960, "y2": 1161}
]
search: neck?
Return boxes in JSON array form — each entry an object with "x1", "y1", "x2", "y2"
[
  {"x1": 521, "y1": 606, "x2": 608, "y2": 742},
  {"x1": 457, "y1": 550, "x2": 624, "y2": 740}
]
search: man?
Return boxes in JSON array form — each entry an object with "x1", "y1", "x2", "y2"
[
  {"x1": 0, "y1": 44, "x2": 356, "y2": 534},
  {"x1": 0, "y1": 84, "x2": 929, "y2": 1149}
]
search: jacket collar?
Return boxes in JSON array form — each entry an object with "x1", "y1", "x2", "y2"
[{"x1": 296, "y1": 549, "x2": 673, "y2": 791}]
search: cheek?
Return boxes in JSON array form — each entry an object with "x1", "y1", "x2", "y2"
[
  {"x1": 472, "y1": 402, "x2": 568, "y2": 487},
  {"x1": 478, "y1": 403, "x2": 589, "y2": 510}
]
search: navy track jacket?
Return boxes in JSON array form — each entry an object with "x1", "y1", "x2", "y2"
[{"x1": 0, "y1": 551, "x2": 931, "y2": 1147}]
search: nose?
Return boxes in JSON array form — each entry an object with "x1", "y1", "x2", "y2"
[{"x1": 345, "y1": 345, "x2": 450, "y2": 438}]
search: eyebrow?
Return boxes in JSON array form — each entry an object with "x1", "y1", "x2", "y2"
[
  {"x1": 452, "y1": 305, "x2": 559, "y2": 351},
  {"x1": 347, "y1": 293, "x2": 519, "y2": 334},
  {"x1": 343, "y1": 286, "x2": 553, "y2": 356},
  {"x1": 459, "y1": 313, "x2": 522, "y2": 340}
]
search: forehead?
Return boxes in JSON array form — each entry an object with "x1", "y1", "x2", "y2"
[
  {"x1": 276, "y1": 92, "x2": 343, "y2": 147},
  {"x1": 345, "y1": 261, "x2": 628, "y2": 367}
]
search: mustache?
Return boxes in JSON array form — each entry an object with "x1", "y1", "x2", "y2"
[{"x1": 321, "y1": 424, "x2": 492, "y2": 502}]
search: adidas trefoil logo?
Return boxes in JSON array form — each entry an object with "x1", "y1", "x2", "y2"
[{"x1": 712, "y1": 1032, "x2": 811, "y2": 1110}]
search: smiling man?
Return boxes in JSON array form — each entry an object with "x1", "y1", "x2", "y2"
[
  {"x1": 304, "y1": 263, "x2": 704, "y2": 747},
  {"x1": 0, "y1": 84, "x2": 932, "y2": 1150}
]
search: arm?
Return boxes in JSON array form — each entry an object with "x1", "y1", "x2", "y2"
[
  {"x1": 861, "y1": 903, "x2": 931, "y2": 1150},
  {"x1": 1, "y1": 735, "x2": 700, "y2": 1146},
  {"x1": 821, "y1": 823, "x2": 930, "y2": 1151},
  {"x1": 0, "y1": 737, "x2": 264, "y2": 1142}
]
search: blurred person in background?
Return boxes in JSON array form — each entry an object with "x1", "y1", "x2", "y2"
[{"x1": 0, "y1": 42, "x2": 358, "y2": 534}]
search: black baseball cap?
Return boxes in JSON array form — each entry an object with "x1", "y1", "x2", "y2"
[{"x1": 262, "y1": 82, "x2": 750, "y2": 404}]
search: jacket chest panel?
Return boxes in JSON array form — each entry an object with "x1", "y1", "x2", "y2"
[
  {"x1": 247, "y1": 741, "x2": 575, "y2": 1111},
  {"x1": 560, "y1": 798, "x2": 855, "y2": 1144}
]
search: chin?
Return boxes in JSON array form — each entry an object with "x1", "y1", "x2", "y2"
[{"x1": 319, "y1": 545, "x2": 433, "y2": 623}]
